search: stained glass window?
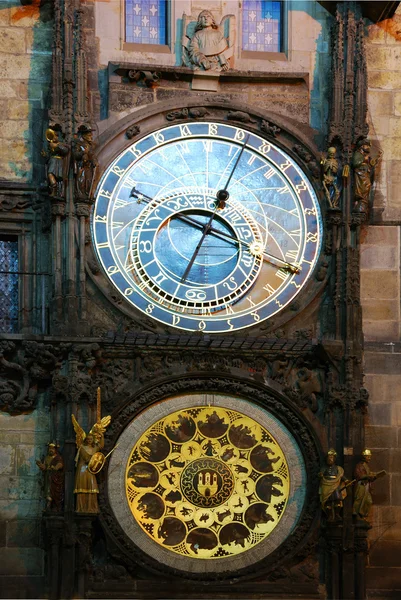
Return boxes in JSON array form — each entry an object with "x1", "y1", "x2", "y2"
[
  {"x1": 125, "y1": 0, "x2": 168, "y2": 45},
  {"x1": 0, "y1": 235, "x2": 19, "y2": 333},
  {"x1": 242, "y1": 1, "x2": 282, "y2": 53}
]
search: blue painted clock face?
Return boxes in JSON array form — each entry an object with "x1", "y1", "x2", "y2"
[{"x1": 93, "y1": 122, "x2": 322, "y2": 333}]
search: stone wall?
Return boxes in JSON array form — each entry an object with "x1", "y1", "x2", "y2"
[
  {"x1": 0, "y1": 4, "x2": 53, "y2": 595},
  {"x1": 364, "y1": 346, "x2": 401, "y2": 598},
  {"x1": 0, "y1": 398, "x2": 50, "y2": 598},
  {"x1": 363, "y1": 7, "x2": 401, "y2": 598},
  {"x1": 0, "y1": 0, "x2": 52, "y2": 182}
]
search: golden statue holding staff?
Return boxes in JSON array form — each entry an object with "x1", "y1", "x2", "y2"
[
  {"x1": 353, "y1": 448, "x2": 386, "y2": 520},
  {"x1": 319, "y1": 449, "x2": 351, "y2": 521},
  {"x1": 72, "y1": 388, "x2": 111, "y2": 513}
]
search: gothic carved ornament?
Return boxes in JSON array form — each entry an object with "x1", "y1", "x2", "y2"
[{"x1": 0, "y1": 341, "x2": 104, "y2": 415}]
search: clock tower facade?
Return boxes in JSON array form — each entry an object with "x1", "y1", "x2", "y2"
[{"x1": 0, "y1": 1, "x2": 399, "y2": 599}]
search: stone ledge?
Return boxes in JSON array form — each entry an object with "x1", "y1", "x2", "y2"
[{"x1": 110, "y1": 62, "x2": 309, "y2": 86}]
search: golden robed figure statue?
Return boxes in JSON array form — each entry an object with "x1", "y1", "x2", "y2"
[{"x1": 72, "y1": 388, "x2": 111, "y2": 513}]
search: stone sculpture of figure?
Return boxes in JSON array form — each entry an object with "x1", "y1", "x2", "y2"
[
  {"x1": 188, "y1": 10, "x2": 230, "y2": 72},
  {"x1": 319, "y1": 449, "x2": 349, "y2": 521},
  {"x1": 42, "y1": 127, "x2": 69, "y2": 198},
  {"x1": 353, "y1": 448, "x2": 386, "y2": 520},
  {"x1": 72, "y1": 124, "x2": 98, "y2": 199},
  {"x1": 321, "y1": 147, "x2": 341, "y2": 209},
  {"x1": 72, "y1": 414, "x2": 111, "y2": 513},
  {"x1": 36, "y1": 442, "x2": 64, "y2": 512},
  {"x1": 352, "y1": 139, "x2": 383, "y2": 213}
]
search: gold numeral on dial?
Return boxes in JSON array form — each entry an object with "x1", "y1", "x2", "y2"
[
  {"x1": 107, "y1": 265, "x2": 119, "y2": 275},
  {"x1": 179, "y1": 124, "x2": 192, "y2": 137},
  {"x1": 129, "y1": 147, "x2": 142, "y2": 158},
  {"x1": 263, "y1": 168, "x2": 275, "y2": 180},
  {"x1": 263, "y1": 283, "x2": 275, "y2": 296},
  {"x1": 285, "y1": 250, "x2": 298, "y2": 261},
  {"x1": 276, "y1": 269, "x2": 288, "y2": 281},
  {"x1": 258, "y1": 142, "x2": 271, "y2": 155},
  {"x1": 234, "y1": 129, "x2": 246, "y2": 142}
]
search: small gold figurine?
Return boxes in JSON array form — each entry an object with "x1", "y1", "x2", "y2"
[
  {"x1": 319, "y1": 449, "x2": 350, "y2": 521},
  {"x1": 72, "y1": 388, "x2": 111, "y2": 513},
  {"x1": 42, "y1": 127, "x2": 69, "y2": 198},
  {"x1": 36, "y1": 442, "x2": 64, "y2": 512},
  {"x1": 353, "y1": 449, "x2": 386, "y2": 520}
]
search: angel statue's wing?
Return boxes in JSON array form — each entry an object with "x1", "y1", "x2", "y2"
[
  {"x1": 220, "y1": 14, "x2": 235, "y2": 52},
  {"x1": 71, "y1": 414, "x2": 86, "y2": 448},
  {"x1": 91, "y1": 415, "x2": 111, "y2": 436}
]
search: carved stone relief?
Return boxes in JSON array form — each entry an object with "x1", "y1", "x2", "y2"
[{"x1": 182, "y1": 11, "x2": 235, "y2": 72}]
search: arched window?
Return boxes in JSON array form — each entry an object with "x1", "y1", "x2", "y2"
[
  {"x1": 125, "y1": 1, "x2": 168, "y2": 46},
  {"x1": 242, "y1": 1, "x2": 283, "y2": 53}
]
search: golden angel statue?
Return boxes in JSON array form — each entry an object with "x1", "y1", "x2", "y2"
[{"x1": 72, "y1": 401, "x2": 111, "y2": 513}]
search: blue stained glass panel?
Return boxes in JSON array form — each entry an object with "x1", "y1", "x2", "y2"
[
  {"x1": 126, "y1": 0, "x2": 168, "y2": 45},
  {"x1": 0, "y1": 236, "x2": 18, "y2": 333},
  {"x1": 242, "y1": 1, "x2": 282, "y2": 52}
]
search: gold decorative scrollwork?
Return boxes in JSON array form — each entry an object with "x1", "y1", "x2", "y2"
[{"x1": 125, "y1": 407, "x2": 289, "y2": 559}]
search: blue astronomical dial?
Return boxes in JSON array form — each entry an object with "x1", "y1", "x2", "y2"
[{"x1": 93, "y1": 122, "x2": 322, "y2": 333}]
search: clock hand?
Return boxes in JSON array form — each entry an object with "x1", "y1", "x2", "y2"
[
  {"x1": 215, "y1": 134, "x2": 250, "y2": 209},
  {"x1": 204, "y1": 227, "x2": 300, "y2": 274},
  {"x1": 180, "y1": 135, "x2": 250, "y2": 284},
  {"x1": 179, "y1": 205, "x2": 220, "y2": 284}
]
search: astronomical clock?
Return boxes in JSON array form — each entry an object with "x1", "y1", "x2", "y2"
[
  {"x1": 14, "y1": 1, "x2": 381, "y2": 598},
  {"x1": 93, "y1": 122, "x2": 322, "y2": 333},
  {"x1": 92, "y1": 114, "x2": 323, "y2": 585}
]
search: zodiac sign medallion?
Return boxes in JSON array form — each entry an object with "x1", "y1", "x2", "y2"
[{"x1": 125, "y1": 406, "x2": 290, "y2": 559}]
